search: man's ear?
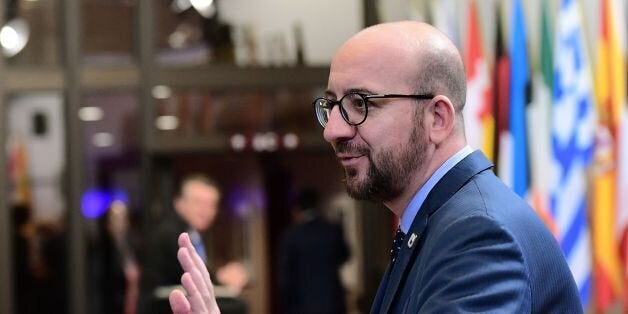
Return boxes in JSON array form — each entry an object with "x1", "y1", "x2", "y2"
[{"x1": 427, "y1": 95, "x2": 456, "y2": 144}]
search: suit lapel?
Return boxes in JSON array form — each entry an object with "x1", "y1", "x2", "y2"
[
  {"x1": 377, "y1": 151, "x2": 493, "y2": 313},
  {"x1": 371, "y1": 264, "x2": 391, "y2": 314},
  {"x1": 376, "y1": 210, "x2": 429, "y2": 313}
]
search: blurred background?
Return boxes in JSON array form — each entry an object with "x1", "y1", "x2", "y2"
[{"x1": 0, "y1": 0, "x2": 626, "y2": 313}]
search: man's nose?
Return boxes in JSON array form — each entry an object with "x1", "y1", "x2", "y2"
[{"x1": 323, "y1": 106, "x2": 356, "y2": 144}]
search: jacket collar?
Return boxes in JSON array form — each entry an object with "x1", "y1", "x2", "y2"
[{"x1": 374, "y1": 150, "x2": 493, "y2": 313}]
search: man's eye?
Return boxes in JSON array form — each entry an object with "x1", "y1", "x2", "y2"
[
  {"x1": 347, "y1": 95, "x2": 365, "y2": 109},
  {"x1": 352, "y1": 99, "x2": 365, "y2": 108}
]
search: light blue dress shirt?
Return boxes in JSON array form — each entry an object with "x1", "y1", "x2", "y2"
[{"x1": 399, "y1": 146, "x2": 474, "y2": 233}]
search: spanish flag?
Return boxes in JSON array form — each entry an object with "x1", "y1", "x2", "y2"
[{"x1": 592, "y1": 0, "x2": 626, "y2": 310}]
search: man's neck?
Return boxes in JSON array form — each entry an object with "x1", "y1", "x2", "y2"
[{"x1": 384, "y1": 139, "x2": 466, "y2": 217}]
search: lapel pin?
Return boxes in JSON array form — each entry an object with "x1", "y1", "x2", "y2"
[{"x1": 408, "y1": 233, "x2": 418, "y2": 248}]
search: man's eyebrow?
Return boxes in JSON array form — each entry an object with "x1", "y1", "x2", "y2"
[
  {"x1": 346, "y1": 88, "x2": 376, "y2": 95},
  {"x1": 325, "y1": 87, "x2": 377, "y2": 98}
]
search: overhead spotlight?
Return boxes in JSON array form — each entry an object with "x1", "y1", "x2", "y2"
[
  {"x1": 190, "y1": 0, "x2": 216, "y2": 18},
  {"x1": 1, "y1": 18, "x2": 30, "y2": 58}
]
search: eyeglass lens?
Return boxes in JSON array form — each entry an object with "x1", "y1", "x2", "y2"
[{"x1": 315, "y1": 93, "x2": 367, "y2": 127}]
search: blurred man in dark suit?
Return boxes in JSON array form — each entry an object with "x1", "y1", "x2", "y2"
[
  {"x1": 279, "y1": 188, "x2": 349, "y2": 314},
  {"x1": 139, "y1": 174, "x2": 246, "y2": 314}
]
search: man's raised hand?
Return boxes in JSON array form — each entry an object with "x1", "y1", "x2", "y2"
[{"x1": 169, "y1": 233, "x2": 220, "y2": 314}]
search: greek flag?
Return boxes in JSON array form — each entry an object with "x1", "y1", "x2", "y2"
[{"x1": 551, "y1": 0, "x2": 596, "y2": 307}]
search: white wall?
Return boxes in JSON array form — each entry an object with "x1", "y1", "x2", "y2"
[{"x1": 219, "y1": 0, "x2": 363, "y2": 66}]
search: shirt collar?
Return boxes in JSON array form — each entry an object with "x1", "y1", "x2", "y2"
[{"x1": 399, "y1": 146, "x2": 474, "y2": 233}]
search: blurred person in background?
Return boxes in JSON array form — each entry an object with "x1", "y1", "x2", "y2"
[
  {"x1": 278, "y1": 188, "x2": 349, "y2": 314},
  {"x1": 138, "y1": 174, "x2": 248, "y2": 314},
  {"x1": 168, "y1": 21, "x2": 582, "y2": 314},
  {"x1": 94, "y1": 200, "x2": 140, "y2": 314},
  {"x1": 11, "y1": 204, "x2": 35, "y2": 314},
  {"x1": 31, "y1": 220, "x2": 68, "y2": 314}
]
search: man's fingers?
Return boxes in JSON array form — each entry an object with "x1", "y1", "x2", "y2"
[
  {"x1": 177, "y1": 247, "x2": 196, "y2": 274},
  {"x1": 179, "y1": 232, "x2": 215, "y2": 295},
  {"x1": 177, "y1": 247, "x2": 213, "y2": 298},
  {"x1": 181, "y1": 272, "x2": 208, "y2": 312},
  {"x1": 191, "y1": 267, "x2": 213, "y2": 307},
  {"x1": 169, "y1": 289, "x2": 191, "y2": 314}
]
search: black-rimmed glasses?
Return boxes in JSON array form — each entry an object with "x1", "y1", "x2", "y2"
[{"x1": 313, "y1": 92, "x2": 434, "y2": 128}]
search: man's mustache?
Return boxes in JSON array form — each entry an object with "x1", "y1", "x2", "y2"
[{"x1": 335, "y1": 141, "x2": 370, "y2": 156}]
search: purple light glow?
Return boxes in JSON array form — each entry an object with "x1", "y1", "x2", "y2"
[
  {"x1": 227, "y1": 186, "x2": 267, "y2": 218},
  {"x1": 81, "y1": 188, "x2": 130, "y2": 219}
]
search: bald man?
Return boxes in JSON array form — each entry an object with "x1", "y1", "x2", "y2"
[{"x1": 169, "y1": 21, "x2": 582, "y2": 313}]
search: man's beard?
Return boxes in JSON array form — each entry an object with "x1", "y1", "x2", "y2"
[{"x1": 337, "y1": 123, "x2": 427, "y2": 203}]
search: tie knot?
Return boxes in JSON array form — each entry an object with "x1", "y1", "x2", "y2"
[{"x1": 390, "y1": 227, "x2": 406, "y2": 262}]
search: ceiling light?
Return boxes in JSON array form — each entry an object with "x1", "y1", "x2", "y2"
[
  {"x1": 92, "y1": 132, "x2": 114, "y2": 148},
  {"x1": 0, "y1": 18, "x2": 29, "y2": 57},
  {"x1": 230, "y1": 134, "x2": 246, "y2": 151},
  {"x1": 155, "y1": 115, "x2": 179, "y2": 130},
  {"x1": 283, "y1": 133, "x2": 299, "y2": 150},
  {"x1": 151, "y1": 85, "x2": 173, "y2": 99},
  {"x1": 190, "y1": 0, "x2": 216, "y2": 18},
  {"x1": 264, "y1": 132, "x2": 278, "y2": 152},
  {"x1": 78, "y1": 107, "x2": 104, "y2": 122}
]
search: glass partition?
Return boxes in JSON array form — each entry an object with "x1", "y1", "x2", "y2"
[
  {"x1": 6, "y1": 92, "x2": 68, "y2": 313},
  {"x1": 0, "y1": 1, "x2": 371, "y2": 313},
  {"x1": 79, "y1": 91, "x2": 142, "y2": 314}
]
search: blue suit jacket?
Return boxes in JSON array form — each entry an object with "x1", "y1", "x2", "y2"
[{"x1": 371, "y1": 151, "x2": 582, "y2": 313}]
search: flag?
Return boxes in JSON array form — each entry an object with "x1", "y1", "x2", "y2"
[
  {"x1": 592, "y1": 0, "x2": 627, "y2": 310},
  {"x1": 7, "y1": 136, "x2": 31, "y2": 206},
  {"x1": 606, "y1": 0, "x2": 628, "y2": 310},
  {"x1": 527, "y1": 0, "x2": 555, "y2": 233},
  {"x1": 493, "y1": 1, "x2": 510, "y2": 175},
  {"x1": 500, "y1": 0, "x2": 529, "y2": 198},
  {"x1": 463, "y1": 0, "x2": 494, "y2": 161},
  {"x1": 552, "y1": 0, "x2": 596, "y2": 307}
]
